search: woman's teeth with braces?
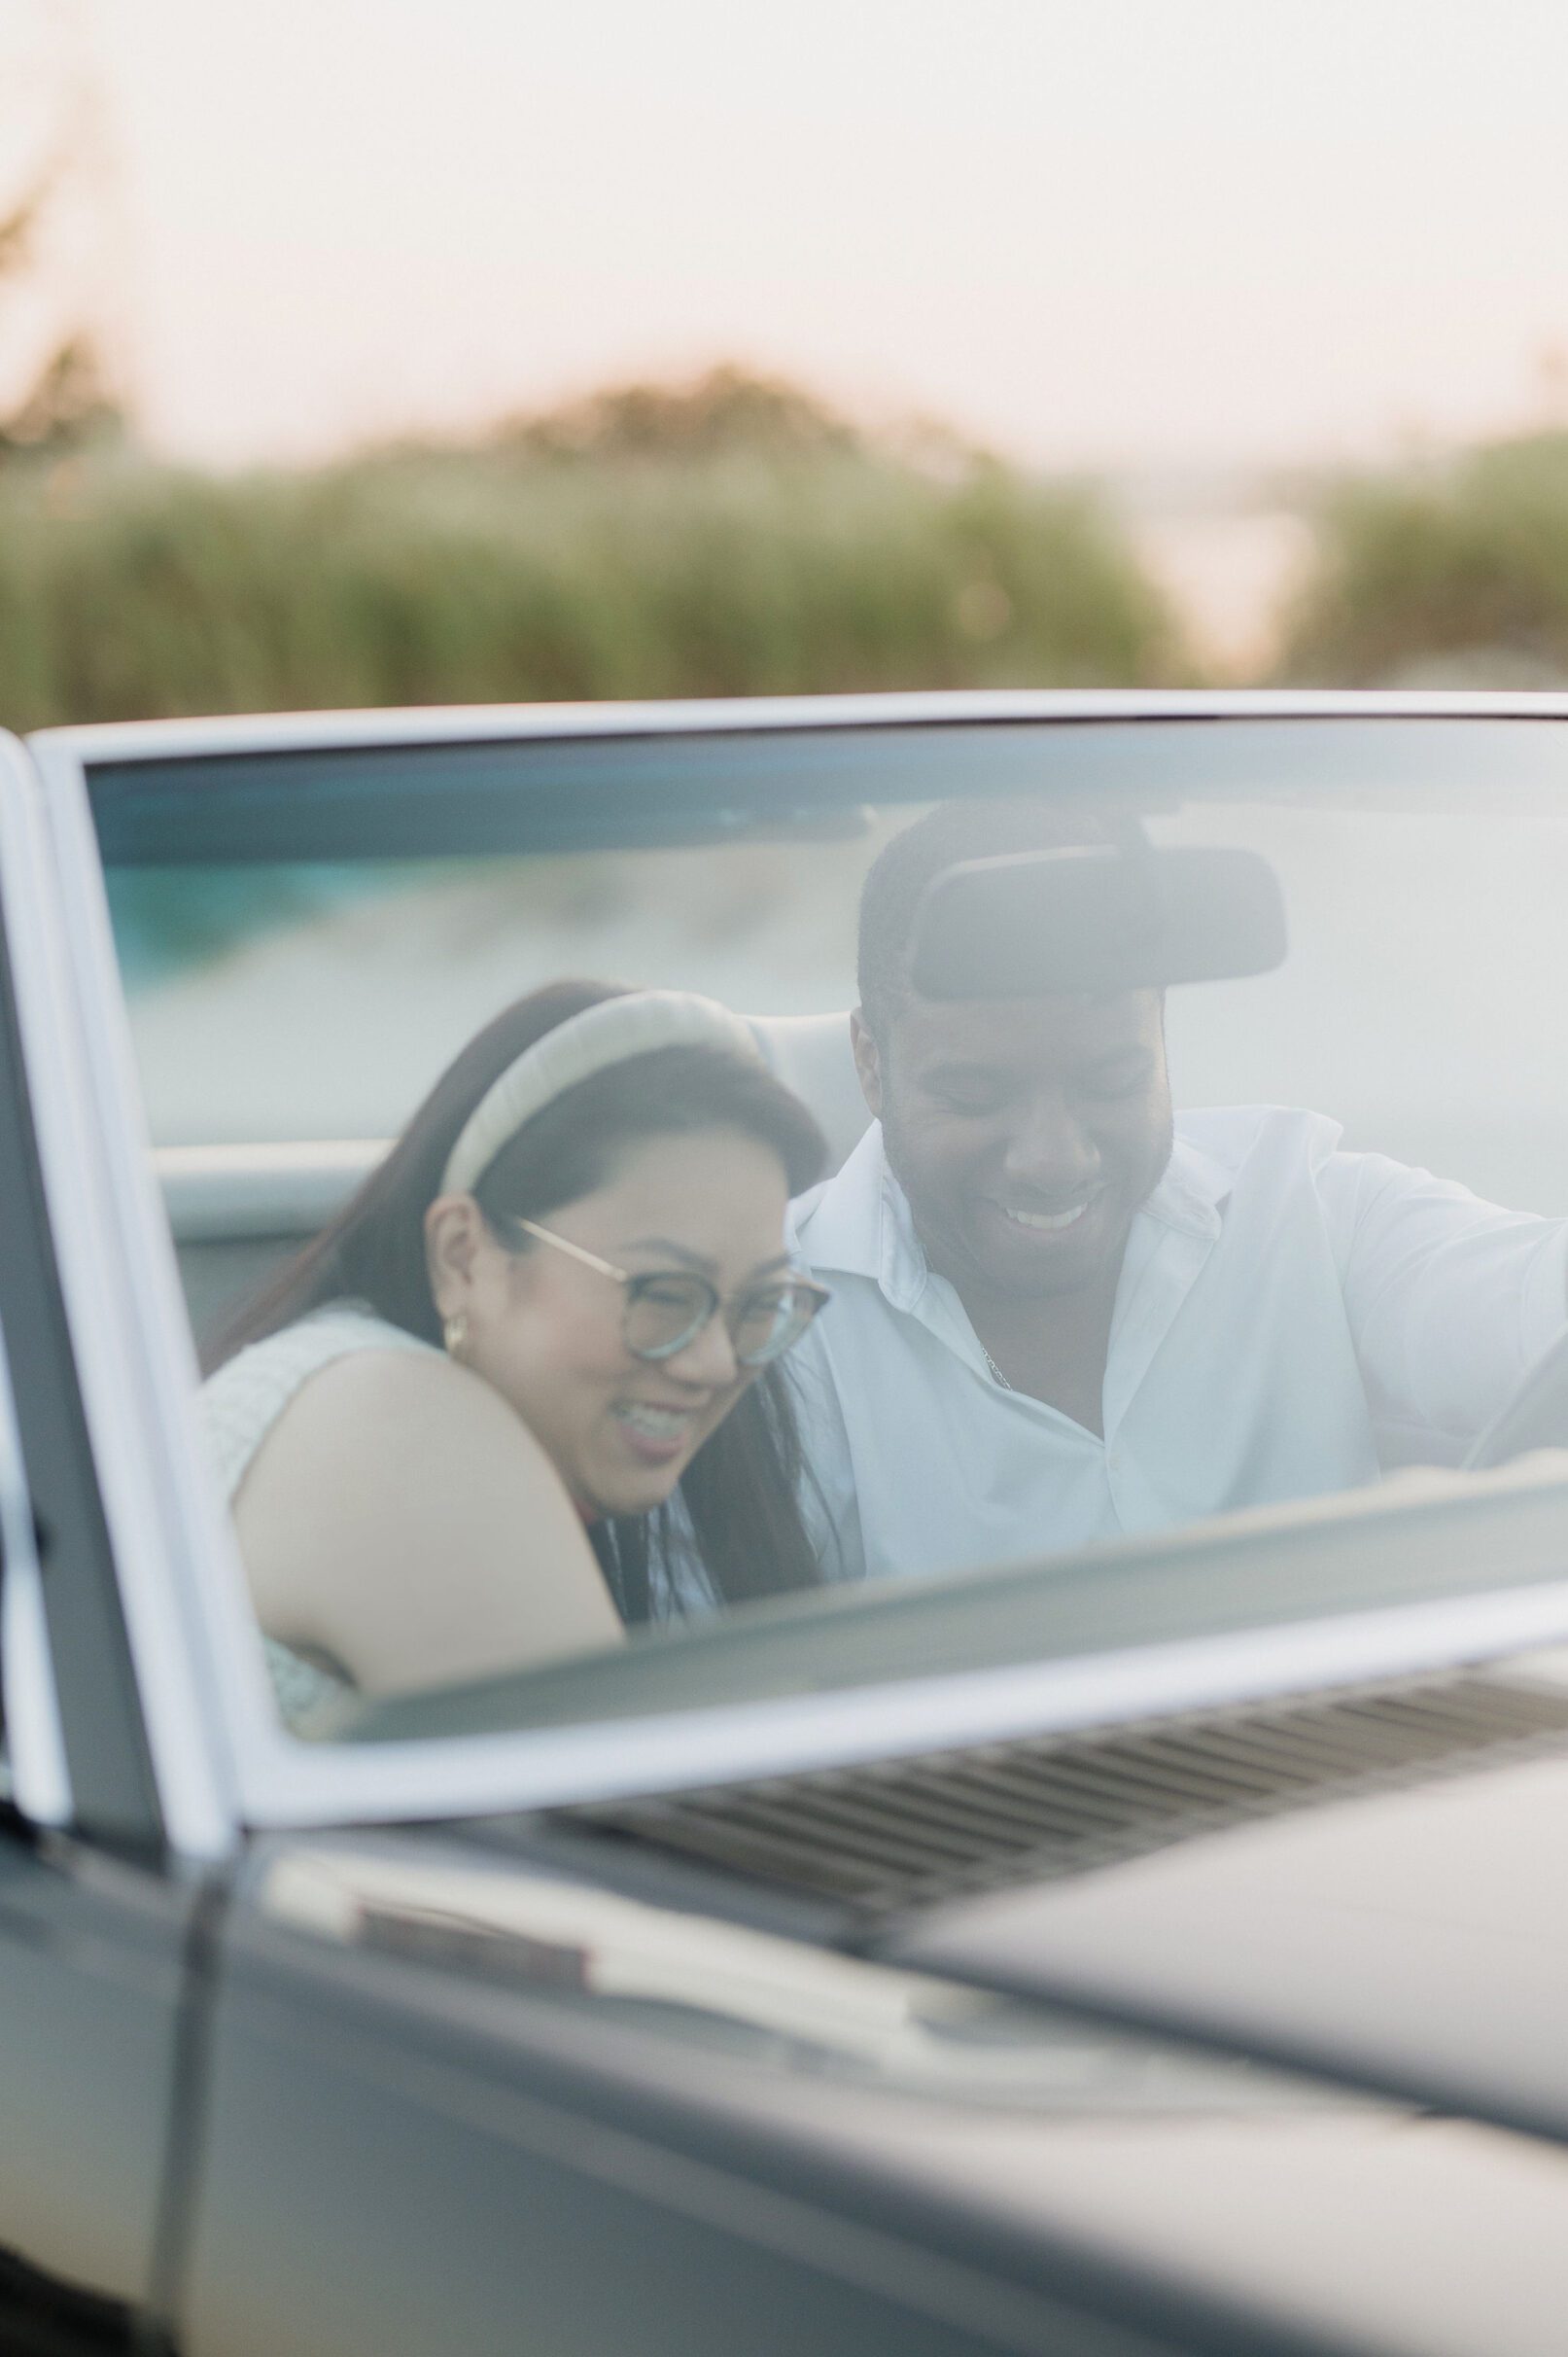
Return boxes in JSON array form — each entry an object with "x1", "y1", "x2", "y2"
[
  {"x1": 1003, "y1": 1201, "x2": 1090, "y2": 1231},
  {"x1": 614, "y1": 1403, "x2": 696, "y2": 1440}
]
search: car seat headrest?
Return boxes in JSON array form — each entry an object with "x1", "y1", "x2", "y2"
[{"x1": 745, "y1": 1011, "x2": 869, "y2": 1178}]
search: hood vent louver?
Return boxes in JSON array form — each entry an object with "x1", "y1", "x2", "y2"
[{"x1": 566, "y1": 1671, "x2": 1568, "y2": 1917}]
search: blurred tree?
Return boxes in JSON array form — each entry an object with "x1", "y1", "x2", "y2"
[
  {"x1": 0, "y1": 138, "x2": 122, "y2": 458},
  {"x1": 489, "y1": 362, "x2": 867, "y2": 463},
  {"x1": 1275, "y1": 433, "x2": 1568, "y2": 686},
  {"x1": 1, "y1": 322, "x2": 119, "y2": 452},
  {"x1": 0, "y1": 181, "x2": 34, "y2": 281},
  {"x1": 0, "y1": 411, "x2": 1192, "y2": 730}
]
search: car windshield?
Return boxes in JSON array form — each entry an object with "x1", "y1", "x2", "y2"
[{"x1": 80, "y1": 712, "x2": 1568, "y2": 1744}]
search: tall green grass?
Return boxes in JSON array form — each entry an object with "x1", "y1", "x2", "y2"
[
  {"x1": 1276, "y1": 431, "x2": 1568, "y2": 685},
  {"x1": 0, "y1": 438, "x2": 1188, "y2": 729}
]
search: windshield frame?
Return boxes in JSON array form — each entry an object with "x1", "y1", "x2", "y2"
[{"x1": 27, "y1": 689, "x2": 1568, "y2": 1847}]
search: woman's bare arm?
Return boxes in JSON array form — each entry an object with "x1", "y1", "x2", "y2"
[{"x1": 232, "y1": 1349, "x2": 622, "y2": 1697}]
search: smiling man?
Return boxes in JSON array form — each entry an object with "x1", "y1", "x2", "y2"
[{"x1": 787, "y1": 800, "x2": 1568, "y2": 1584}]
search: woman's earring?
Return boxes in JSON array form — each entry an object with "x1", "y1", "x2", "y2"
[{"x1": 443, "y1": 1312, "x2": 470, "y2": 1359}]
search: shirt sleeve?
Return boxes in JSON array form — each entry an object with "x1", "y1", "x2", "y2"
[{"x1": 1318, "y1": 1146, "x2": 1568, "y2": 1454}]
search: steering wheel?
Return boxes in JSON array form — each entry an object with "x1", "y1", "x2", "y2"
[{"x1": 1464, "y1": 1325, "x2": 1568, "y2": 1470}]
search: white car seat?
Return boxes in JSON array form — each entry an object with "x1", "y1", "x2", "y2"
[{"x1": 746, "y1": 1011, "x2": 868, "y2": 1178}]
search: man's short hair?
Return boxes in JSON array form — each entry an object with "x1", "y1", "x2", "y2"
[{"x1": 856, "y1": 797, "x2": 1109, "y2": 1038}]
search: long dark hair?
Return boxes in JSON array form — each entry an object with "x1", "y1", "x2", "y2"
[{"x1": 211, "y1": 980, "x2": 829, "y2": 1620}]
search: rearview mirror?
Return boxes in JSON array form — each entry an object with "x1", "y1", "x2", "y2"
[{"x1": 911, "y1": 844, "x2": 1288, "y2": 999}]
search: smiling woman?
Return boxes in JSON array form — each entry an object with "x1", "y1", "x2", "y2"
[{"x1": 203, "y1": 977, "x2": 828, "y2": 1726}]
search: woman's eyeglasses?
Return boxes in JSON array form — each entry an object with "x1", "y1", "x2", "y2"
[{"x1": 508, "y1": 1218, "x2": 830, "y2": 1367}]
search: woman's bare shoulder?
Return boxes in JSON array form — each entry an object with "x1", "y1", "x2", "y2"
[
  {"x1": 235, "y1": 1345, "x2": 617, "y2": 1689},
  {"x1": 235, "y1": 1342, "x2": 587, "y2": 1580},
  {"x1": 269, "y1": 1345, "x2": 559, "y2": 1476}
]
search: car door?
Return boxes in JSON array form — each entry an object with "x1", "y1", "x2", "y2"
[
  {"x1": 0, "y1": 732, "x2": 221, "y2": 2354},
  {"x1": 178, "y1": 1826, "x2": 1198, "y2": 2357}
]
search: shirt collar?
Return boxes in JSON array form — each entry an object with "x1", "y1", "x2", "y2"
[
  {"x1": 790, "y1": 1121, "x2": 905, "y2": 1288},
  {"x1": 791, "y1": 1118, "x2": 1234, "y2": 1308},
  {"x1": 1142, "y1": 1130, "x2": 1233, "y2": 1242}
]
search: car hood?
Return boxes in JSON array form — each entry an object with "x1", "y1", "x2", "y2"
[
  {"x1": 266, "y1": 1657, "x2": 1568, "y2": 2153},
  {"x1": 884, "y1": 1730, "x2": 1568, "y2": 2145}
]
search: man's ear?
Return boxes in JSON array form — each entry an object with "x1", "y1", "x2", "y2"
[
  {"x1": 424, "y1": 1194, "x2": 486, "y2": 1318},
  {"x1": 850, "y1": 1007, "x2": 885, "y2": 1119}
]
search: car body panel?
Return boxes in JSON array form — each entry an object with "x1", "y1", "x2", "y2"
[
  {"x1": 174, "y1": 1826, "x2": 1568, "y2": 2357},
  {"x1": 0, "y1": 1831, "x2": 198, "y2": 2350},
  {"x1": 183, "y1": 1835, "x2": 1184, "y2": 2357}
]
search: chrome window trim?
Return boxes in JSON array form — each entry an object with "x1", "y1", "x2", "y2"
[
  {"x1": 27, "y1": 684, "x2": 1568, "y2": 772},
  {"x1": 0, "y1": 1290, "x2": 70, "y2": 1828},
  {"x1": 176, "y1": 1575, "x2": 1568, "y2": 1829},
  {"x1": 0, "y1": 731, "x2": 241, "y2": 1858},
  {"x1": 25, "y1": 693, "x2": 1568, "y2": 1838},
  {"x1": 3, "y1": 1554, "x2": 71, "y2": 1828}
]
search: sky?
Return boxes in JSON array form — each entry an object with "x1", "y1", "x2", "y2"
[{"x1": 8, "y1": 0, "x2": 1568, "y2": 475}]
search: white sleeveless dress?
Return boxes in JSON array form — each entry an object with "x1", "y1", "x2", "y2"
[
  {"x1": 204, "y1": 1302, "x2": 723, "y2": 1727},
  {"x1": 201, "y1": 1305, "x2": 439, "y2": 1728}
]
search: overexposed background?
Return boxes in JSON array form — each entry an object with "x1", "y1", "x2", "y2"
[
  {"x1": 73, "y1": 0, "x2": 1568, "y2": 475},
  {"x1": 10, "y1": 0, "x2": 1568, "y2": 675}
]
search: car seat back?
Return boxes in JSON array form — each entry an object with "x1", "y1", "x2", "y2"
[{"x1": 745, "y1": 1010, "x2": 867, "y2": 1177}]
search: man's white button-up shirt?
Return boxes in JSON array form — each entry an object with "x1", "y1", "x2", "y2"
[{"x1": 785, "y1": 1108, "x2": 1568, "y2": 1585}]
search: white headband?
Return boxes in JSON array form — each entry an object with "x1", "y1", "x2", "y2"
[{"x1": 440, "y1": 990, "x2": 765, "y2": 1197}]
